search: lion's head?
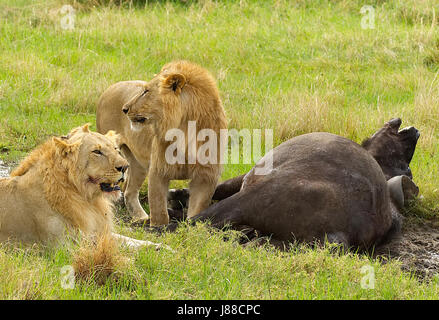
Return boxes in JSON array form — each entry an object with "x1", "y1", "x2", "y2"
[
  {"x1": 12, "y1": 124, "x2": 129, "y2": 202},
  {"x1": 121, "y1": 60, "x2": 221, "y2": 134},
  {"x1": 7, "y1": 125, "x2": 130, "y2": 233},
  {"x1": 57, "y1": 125, "x2": 129, "y2": 201}
]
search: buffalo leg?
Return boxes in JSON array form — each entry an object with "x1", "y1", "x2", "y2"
[{"x1": 167, "y1": 173, "x2": 247, "y2": 210}]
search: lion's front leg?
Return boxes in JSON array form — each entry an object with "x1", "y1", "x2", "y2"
[
  {"x1": 187, "y1": 176, "x2": 218, "y2": 218},
  {"x1": 148, "y1": 172, "x2": 170, "y2": 226},
  {"x1": 120, "y1": 145, "x2": 149, "y2": 223},
  {"x1": 112, "y1": 233, "x2": 174, "y2": 252}
]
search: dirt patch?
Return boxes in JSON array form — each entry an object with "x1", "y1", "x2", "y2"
[{"x1": 376, "y1": 216, "x2": 439, "y2": 279}]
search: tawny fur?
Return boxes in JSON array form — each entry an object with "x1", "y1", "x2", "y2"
[
  {"x1": 97, "y1": 61, "x2": 228, "y2": 226},
  {"x1": 0, "y1": 125, "x2": 124, "y2": 244},
  {"x1": 72, "y1": 231, "x2": 130, "y2": 286},
  {"x1": 13, "y1": 140, "x2": 112, "y2": 232}
]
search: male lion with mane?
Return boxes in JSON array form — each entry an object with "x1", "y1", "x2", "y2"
[
  {"x1": 97, "y1": 61, "x2": 227, "y2": 226},
  {"x1": 0, "y1": 124, "x2": 166, "y2": 249}
]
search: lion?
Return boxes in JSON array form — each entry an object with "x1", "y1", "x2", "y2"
[
  {"x1": 97, "y1": 61, "x2": 228, "y2": 226},
  {"x1": 0, "y1": 124, "x2": 167, "y2": 249}
]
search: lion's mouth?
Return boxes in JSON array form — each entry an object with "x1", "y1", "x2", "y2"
[
  {"x1": 89, "y1": 176, "x2": 123, "y2": 193},
  {"x1": 100, "y1": 182, "x2": 121, "y2": 193}
]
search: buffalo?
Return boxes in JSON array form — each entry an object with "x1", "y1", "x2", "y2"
[{"x1": 163, "y1": 118, "x2": 420, "y2": 250}]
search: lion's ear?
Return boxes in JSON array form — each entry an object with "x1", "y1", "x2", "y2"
[
  {"x1": 162, "y1": 73, "x2": 186, "y2": 94},
  {"x1": 105, "y1": 130, "x2": 117, "y2": 137},
  {"x1": 53, "y1": 137, "x2": 80, "y2": 156},
  {"x1": 105, "y1": 130, "x2": 121, "y2": 146},
  {"x1": 66, "y1": 123, "x2": 90, "y2": 138},
  {"x1": 67, "y1": 127, "x2": 81, "y2": 137},
  {"x1": 81, "y1": 123, "x2": 91, "y2": 133}
]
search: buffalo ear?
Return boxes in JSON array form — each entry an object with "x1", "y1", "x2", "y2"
[
  {"x1": 162, "y1": 73, "x2": 186, "y2": 94},
  {"x1": 53, "y1": 137, "x2": 80, "y2": 156},
  {"x1": 386, "y1": 118, "x2": 402, "y2": 132}
]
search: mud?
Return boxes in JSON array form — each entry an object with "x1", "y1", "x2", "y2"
[{"x1": 376, "y1": 215, "x2": 439, "y2": 279}]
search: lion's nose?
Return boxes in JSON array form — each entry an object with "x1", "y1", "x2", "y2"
[
  {"x1": 116, "y1": 165, "x2": 129, "y2": 173},
  {"x1": 122, "y1": 107, "x2": 129, "y2": 114}
]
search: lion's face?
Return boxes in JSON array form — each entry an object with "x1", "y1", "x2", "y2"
[
  {"x1": 362, "y1": 118, "x2": 420, "y2": 180},
  {"x1": 121, "y1": 70, "x2": 186, "y2": 132},
  {"x1": 59, "y1": 126, "x2": 129, "y2": 200}
]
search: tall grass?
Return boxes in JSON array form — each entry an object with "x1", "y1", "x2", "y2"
[{"x1": 1, "y1": 0, "x2": 439, "y2": 299}]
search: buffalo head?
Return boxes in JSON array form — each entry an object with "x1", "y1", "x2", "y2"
[{"x1": 362, "y1": 118, "x2": 420, "y2": 180}]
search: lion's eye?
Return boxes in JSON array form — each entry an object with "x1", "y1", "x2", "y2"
[
  {"x1": 92, "y1": 150, "x2": 103, "y2": 156},
  {"x1": 142, "y1": 89, "x2": 149, "y2": 95}
]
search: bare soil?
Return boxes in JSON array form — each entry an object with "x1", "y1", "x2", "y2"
[{"x1": 376, "y1": 216, "x2": 439, "y2": 279}]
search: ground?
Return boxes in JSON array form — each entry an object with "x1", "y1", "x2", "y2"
[
  {"x1": 1, "y1": 0, "x2": 439, "y2": 299},
  {"x1": 377, "y1": 214, "x2": 439, "y2": 278}
]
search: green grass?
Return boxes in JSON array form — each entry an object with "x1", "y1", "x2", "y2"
[
  {"x1": 1, "y1": 0, "x2": 439, "y2": 299},
  {"x1": 2, "y1": 224, "x2": 439, "y2": 299}
]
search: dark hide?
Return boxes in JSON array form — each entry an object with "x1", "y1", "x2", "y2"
[
  {"x1": 361, "y1": 118, "x2": 419, "y2": 180},
  {"x1": 208, "y1": 118, "x2": 420, "y2": 202},
  {"x1": 164, "y1": 119, "x2": 420, "y2": 250}
]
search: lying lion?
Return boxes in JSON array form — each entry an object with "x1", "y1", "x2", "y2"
[
  {"x1": 0, "y1": 124, "x2": 167, "y2": 249},
  {"x1": 97, "y1": 60, "x2": 228, "y2": 226}
]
